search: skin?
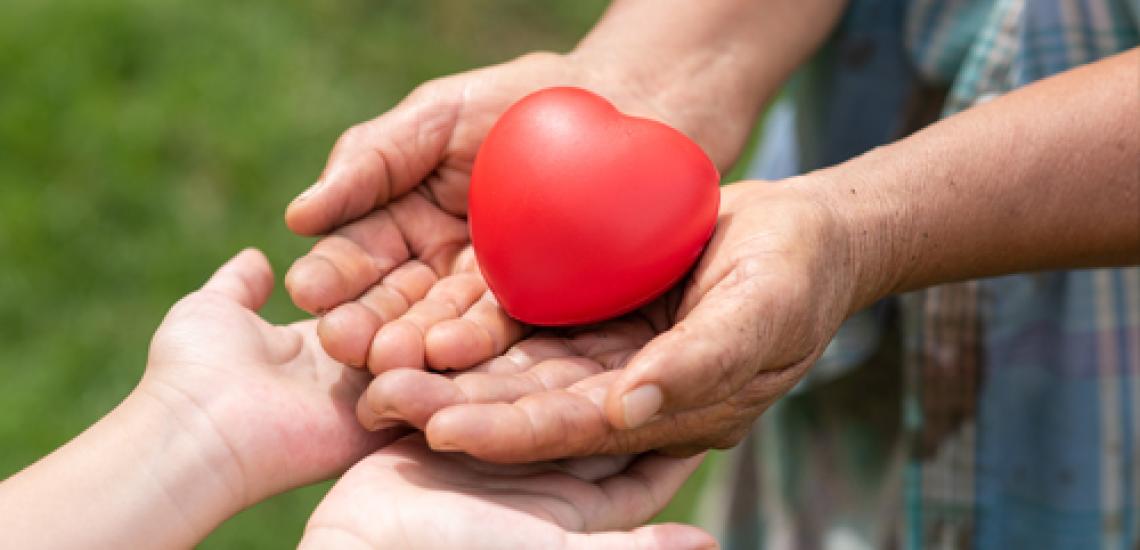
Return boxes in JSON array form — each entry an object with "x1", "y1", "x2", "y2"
[
  {"x1": 357, "y1": 184, "x2": 848, "y2": 460},
  {"x1": 300, "y1": 435, "x2": 714, "y2": 550},
  {"x1": 0, "y1": 249, "x2": 396, "y2": 548},
  {"x1": 283, "y1": 0, "x2": 845, "y2": 374},
  {"x1": 0, "y1": 250, "x2": 716, "y2": 548},
  {"x1": 300, "y1": 41, "x2": 1139, "y2": 464}
]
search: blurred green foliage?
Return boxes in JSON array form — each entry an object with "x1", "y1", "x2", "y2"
[{"x1": 0, "y1": 0, "x2": 727, "y2": 546}]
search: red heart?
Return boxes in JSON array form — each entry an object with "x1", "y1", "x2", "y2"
[{"x1": 469, "y1": 87, "x2": 719, "y2": 326}]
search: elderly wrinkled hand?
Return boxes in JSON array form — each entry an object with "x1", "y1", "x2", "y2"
[
  {"x1": 355, "y1": 180, "x2": 862, "y2": 461},
  {"x1": 281, "y1": 52, "x2": 677, "y2": 378}
]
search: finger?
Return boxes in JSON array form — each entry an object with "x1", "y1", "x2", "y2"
[
  {"x1": 318, "y1": 261, "x2": 437, "y2": 367},
  {"x1": 200, "y1": 248, "x2": 275, "y2": 311},
  {"x1": 366, "y1": 272, "x2": 486, "y2": 373},
  {"x1": 284, "y1": 209, "x2": 409, "y2": 314},
  {"x1": 357, "y1": 356, "x2": 604, "y2": 430},
  {"x1": 605, "y1": 276, "x2": 776, "y2": 430},
  {"x1": 425, "y1": 292, "x2": 530, "y2": 370},
  {"x1": 357, "y1": 369, "x2": 465, "y2": 431},
  {"x1": 468, "y1": 335, "x2": 577, "y2": 374},
  {"x1": 385, "y1": 192, "x2": 470, "y2": 278},
  {"x1": 285, "y1": 84, "x2": 462, "y2": 236},
  {"x1": 561, "y1": 312, "x2": 659, "y2": 370},
  {"x1": 459, "y1": 313, "x2": 654, "y2": 375},
  {"x1": 593, "y1": 453, "x2": 705, "y2": 529},
  {"x1": 552, "y1": 454, "x2": 635, "y2": 482},
  {"x1": 425, "y1": 371, "x2": 658, "y2": 462},
  {"x1": 564, "y1": 525, "x2": 717, "y2": 550},
  {"x1": 285, "y1": 193, "x2": 467, "y2": 315}
]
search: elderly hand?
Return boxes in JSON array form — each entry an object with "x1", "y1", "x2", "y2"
[
  {"x1": 300, "y1": 434, "x2": 714, "y2": 549},
  {"x1": 354, "y1": 179, "x2": 863, "y2": 461},
  {"x1": 282, "y1": 52, "x2": 688, "y2": 376}
]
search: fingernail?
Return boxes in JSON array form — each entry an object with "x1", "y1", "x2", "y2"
[
  {"x1": 293, "y1": 180, "x2": 324, "y2": 203},
  {"x1": 429, "y1": 437, "x2": 461, "y2": 452},
  {"x1": 371, "y1": 415, "x2": 404, "y2": 431},
  {"x1": 621, "y1": 384, "x2": 663, "y2": 429}
]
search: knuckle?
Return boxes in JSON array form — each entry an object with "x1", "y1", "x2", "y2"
[
  {"x1": 408, "y1": 78, "x2": 447, "y2": 101},
  {"x1": 335, "y1": 122, "x2": 370, "y2": 150},
  {"x1": 710, "y1": 433, "x2": 744, "y2": 450}
]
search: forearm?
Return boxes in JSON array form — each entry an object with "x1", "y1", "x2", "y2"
[
  {"x1": 0, "y1": 390, "x2": 243, "y2": 549},
  {"x1": 572, "y1": 0, "x2": 846, "y2": 168},
  {"x1": 818, "y1": 48, "x2": 1140, "y2": 310}
]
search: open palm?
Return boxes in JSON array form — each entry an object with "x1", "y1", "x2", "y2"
[
  {"x1": 300, "y1": 434, "x2": 713, "y2": 550},
  {"x1": 282, "y1": 52, "x2": 673, "y2": 375},
  {"x1": 353, "y1": 296, "x2": 676, "y2": 460},
  {"x1": 140, "y1": 249, "x2": 398, "y2": 505},
  {"x1": 355, "y1": 182, "x2": 855, "y2": 462}
]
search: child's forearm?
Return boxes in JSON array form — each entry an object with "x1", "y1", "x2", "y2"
[
  {"x1": 0, "y1": 389, "x2": 244, "y2": 549},
  {"x1": 809, "y1": 48, "x2": 1140, "y2": 310}
]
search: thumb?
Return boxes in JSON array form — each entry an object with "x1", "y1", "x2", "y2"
[
  {"x1": 565, "y1": 524, "x2": 718, "y2": 550},
  {"x1": 605, "y1": 279, "x2": 766, "y2": 430},
  {"x1": 200, "y1": 248, "x2": 275, "y2": 311},
  {"x1": 285, "y1": 82, "x2": 462, "y2": 236}
]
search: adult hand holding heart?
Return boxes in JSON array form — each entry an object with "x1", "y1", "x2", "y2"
[
  {"x1": 357, "y1": 179, "x2": 862, "y2": 460},
  {"x1": 281, "y1": 1, "x2": 819, "y2": 460},
  {"x1": 282, "y1": 0, "x2": 805, "y2": 377},
  {"x1": 469, "y1": 87, "x2": 719, "y2": 325}
]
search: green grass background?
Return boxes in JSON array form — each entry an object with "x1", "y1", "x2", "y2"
[{"x1": 0, "y1": 1, "x2": 745, "y2": 546}]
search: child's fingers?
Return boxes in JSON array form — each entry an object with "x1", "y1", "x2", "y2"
[{"x1": 201, "y1": 248, "x2": 275, "y2": 311}]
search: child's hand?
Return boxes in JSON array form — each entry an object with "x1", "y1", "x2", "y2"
[
  {"x1": 300, "y1": 433, "x2": 714, "y2": 550},
  {"x1": 0, "y1": 249, "x2": 399, "y2": 549},
  {"x1": 140, "y1": 248, "x2": 399, "y2": 506}
]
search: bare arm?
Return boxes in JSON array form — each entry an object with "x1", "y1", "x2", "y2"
[
  {"x1": 285, "y1": 0, "x2": 847, "y2": 374},
  {"x1": 381, "y1": 49, "x2": 1140, "y2": 463},
  {"x1": 827, "y1": 47, "x2": 1140, "y2": 309},
  {"x1": 572, "y1": 0, "x2": 846, "y2": 167},
  {"x1": 0, "y1": 394, "x2": 244, "y2": 549}
]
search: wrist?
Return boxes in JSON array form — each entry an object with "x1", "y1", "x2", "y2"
[
  {"x1": 798, "y1": 161, "x2": 914, "y2": 314},
  {"x1": 0, "y1": 385, "x2": 247, "y2": 548},
  {"x1": 129, "y1": 378, "x2": 251, "y2": 512},
  {"x1": 565, "y1": 47, "x2": 760, "y2": 172},
  {"x1": 116, "y1": 387, "x2": 249, "y2": 530}
]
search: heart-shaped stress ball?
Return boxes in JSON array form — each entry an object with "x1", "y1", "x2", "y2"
[{"x1": 469, "y1": 87, "x2": 719, "y2": 326}]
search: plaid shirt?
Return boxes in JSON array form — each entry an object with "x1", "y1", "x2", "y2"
[{"x1": 699, "y1": 1, "x2": 1140, "y2": 549}]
